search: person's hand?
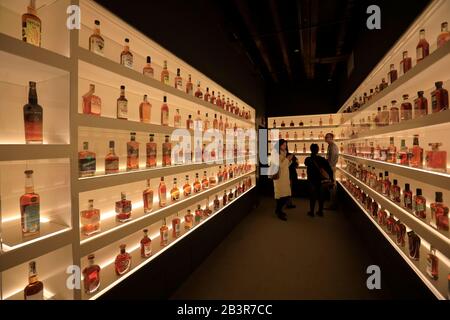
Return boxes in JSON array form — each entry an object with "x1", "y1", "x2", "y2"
[{"x1": 287, "y1": 154, "x2": 294, "y2": 161}]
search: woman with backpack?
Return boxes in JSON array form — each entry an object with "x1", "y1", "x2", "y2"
[{"x1": 304, "y1": 143, "x2": 334, "y2": 217}]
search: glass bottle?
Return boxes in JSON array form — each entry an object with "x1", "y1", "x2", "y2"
[
  {"x1": 158, "y1": 177, "x2": 167, "y2": 207},
  {"x1": 183, "y1": 175, "x2": 192, "y2": 196},
  {"x1": 88, "y1": 20, "x2": 104, "y2": 56},
  {"x1": 83, "y1": 254, "x2": 101, "y2": 295},
  {"x1": 408, "y1": 231, "x2": 421, "y2": 260},
  {"x1": 139, "y1": 95, "x2": 152, "y2": 123},
  {"x1": 23, "y1": 81, "x2": 43, "y2": 144},
  {"x1": 426, "y1": 246, "x2": 439, "y2": 280},
  {"x1": 195, "y1": 205, "x2": 203, "y2": 224},
  {"x1": 214, "y1": 195, "x2": 220, "y2": 210},
  {"x1": 389, "y1": 100, "x2": 399, "y2": 124},
  {"x1": 184, "y1": 209, "x2": 194, "y2": 230},
  {"x1": 126, "y1": 132, "x2": 139, "y2": 171},
  {"x1": 174, "y1": 109, "x2": 181, "y2": 128},
  {"x1": 82, "y1": 84, "x2": 101, "y2": 116},
  {"x1": 216, "y1": 92, "x2": 222, "y2": 107},
  {"x1": 397, "y1": 139, "x2": 409, "y2": 165},
  {"x1": 400, "y1": 94, "x2": 413, "y2": 121},
  {"x1": 437, "y1": 21, "x2": 450, "y2": 48},
  {"x1": 222, "y1": 190, "x2": 228, "y2": 206},
  {"x1": 409, "y1": 135, "x2": 423, "y2": 168},
  {"x1": 431, "y1": 192, "x2": 449, "y2": 231},
  {"x1": 204, "y1": 113, "x2": 210, "y2": 131},
  {"x1": 390, "y1": 179, "x2": 401, "y2": 203},
  {"x1": 416, "y1": 29, "x2": 430, "y2": 63},
  {"x1": 144, "y1": 134, "x2": 157, "y2": 168},
  {"x1": 161, "y1": 60, "x2": 169, "y2": 85},
  {"x1": 143, "y1": 179, "x2": 153, "y2": 214},
  {"x1": 81, "y1": 199, "x2": 100, "y2": 236},
  {"x1": 174, "y1": 68, "x2": 183, "y2": 90},
  {"x1": 376, "y1": 173, "x2": 383, "y2": 193},
  {"x1": 172, "y1": 213, "x2": 181, "y2": 238},
  {"x1": 209, "y1": 170, "x2": 217, "y2": 187},
  {"x1": 140, "y1": 229, "x2": 152, "y2": 258},
  {"x1": 302, "y1": 143, "x2": 307, "y2": 153},
  {"x1": 160, "y1": 219, "x2": 169, "y2": 247},
  {"x1": 388, "y1": 64, "x2": 398, "y2": 84},
  {"x1": 204, "y1": 200, "x2": 212, "y2": 216},
  {"x1": 379, "y1": 78, "x2": 388, "y2": 91},
  {"x1": 115, "y1": 244, "x2": 131, "y2": 276},
  {"x1": 210, "y1": 91, "x2": 217, "y2": 105},
  {"x1": 426, "y1": 143, "x2": 447, "y2": 173},
  {"x1": 212, "y1": 114, "x2": 219, "y2": 130},
  {"x1": 79, "y1": 142, "x2": 96, "y2": 177},
  {"x1": 24, "y1": 261, "x2": 44, "y2": 300},
  {"x1": 186, "y1": 114, "x2": 194, "y2": 130},
  {"x1": 204, "y1": 87, "x2": 211, "y2": 102},
  {"x1": 22, "y1": 0, "x2": 41, "y2": 47},
  {"x1": 105, "y1": 141, "x2": 119, "y2": 174},
  {"x1": 228, "y1": 189, "x2": 234, "y2": 201},
  {"x1": 20, "y1": 170, "x2": 40, "y2": 236},
  {"x1": 115, "y1": 192, "x2": 132, "y2": 222},
  {"x1": 162, "y1": 135, "x2": 171, "y2": 167},
  {"x1": 120, "y1": 38, "x2": 133, "y2": 69},
  {"x1": 400, "y1": 50, "x2": 412, "y2": 74},
  {"x1": 387, "y1": 137, "x2": 396, "y2": 163},
  {"x1": 143, "y1": 56, "x2": 154, "y2": 77},
  {"x1": 431, "y1": 81, "x2": 449, "y2": 113},
  {"x1": 382, "y1": 171, "x2": 391, "y2": 197},
  {"x1": 171, "y1": 178, "x2": 180, "y2": 201},
  {"x1": 414, "y1": 91, "x2": 428, "y2": 118},
  {"x1": 328, "y1": 114, "x2": 333, "y2": 125},
  {"x1": 195, "y1": 81, "x2": 203, "y2": 99},
  {"x1": 193, "y1": 173, "x2": 202, "y2": 193},
  {"x1": 414, "y1": 188, "x2": 426, "y2": 219},
  {"x1": 160, "y1": 96, "x2": 169, "y2": 126},
  {"x1": 381, "y1": 105, "x2": 390, "y2": 126},
  {"x1": 116, "y1": 85, "x2": 128, "y2": 120},
  {"x1": 403, "y1": 183, "x2": 413, "y2": 211},
  {"x1": 395, "y1": 221, "x2": 406, "y2": 247},
  {"x1": 195, "y1": 110, "x2": 202, "y2": 132},
  {"x1": 186, "y1": 74, "x2": 193, "y2": 95},
  {"x1": 201, "y1": 171, "x2": 209, "y2": 190}
]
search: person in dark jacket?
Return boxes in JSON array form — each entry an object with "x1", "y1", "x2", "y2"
[{"x1": 304, "y1": 143, "x2": 334, "y2": 217}]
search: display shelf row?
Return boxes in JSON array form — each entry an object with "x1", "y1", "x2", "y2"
[
  {"x1": 77, "y1": 47, "x2": 254, "y2": 125},
  {"x1": 338, "y1": 168, "x2": 450, "y2": 256},
  {"x1": 79, "y1": 171, "x2": 255, "y2": 256},
  {"x1": 0, "y1": 145, "x2": 71, "y2": 161},
  {"x1": 338, "y1": 180, "x2": 448, "y2": 300},
  {"x1": 83, "y1": 183, "x2": 256, "y2": 300},
  {"x1": 341, "y1": 154, "x2": 449, "y2": 190}
]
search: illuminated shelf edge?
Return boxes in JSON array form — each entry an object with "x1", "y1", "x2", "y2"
[
  {"x1": 341, "y1": 154, "x2": 450, "y2": 190},
  {"x1": 338, "y1": 180, "x2": 445, "y2": 300},
  {"x1": 79, "y1": 171, "x2": 255, "y2": 256},
  {"x1": 269, "y1": 125, "x2": 341, "y2": 130},
  {"x1": 338, "y1": 168, "x2": 450, "y2": 257},
  {"x1": 87, "y1": 184, "x2": 256, "y2": 300},
  {"x1": 0, "y1": 145, "x2": 72, "y2": 161}
]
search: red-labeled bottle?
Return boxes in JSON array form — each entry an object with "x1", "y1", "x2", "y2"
[
  {"x1": 172, "y1": 214, "x2": 181, "y2": 238},
  {"x1": 140, "y1": 229, "x2": 152, "y2": 258},
  {"x1": 414, "y1": 188, "x2": 427, "y2": 219},
  {"x1": 431, "y1": 81, "x2": 449, "y2": 113},
  {"x1": 115, "y1": 244, "x2": 131, "y2": 276},
  {"x1": 431, "y1": 192, "x2": 449, "y2": 231},
  {"x1": 437, "y1": 21, "x2": 450, "y2": 48},
  {"x1": 416, "y1": 29, "x2": 429, "y2": 63},
  {"x1": 400, "y1": 51, "x2": 412, "y2": 74},
  {"x1": 115, "y1": 192, "x2": 132, "y2": 222},
  {"x1": 403, "y1": 183, "x2": 413, "y2": 210},
  {"x1": 83, "y1": 254, "x2": 101, "y2": 294},
  {"x1": 390, "y1": 179, "x2": 401, "y2": 203}
]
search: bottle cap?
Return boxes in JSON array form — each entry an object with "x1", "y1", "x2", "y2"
[
  {"x1": 120, "y1": 244, "x2": 126, "y2": 250},
  {"x1": 120, "y1": 85, "x2": 125, "y2": 90},
  {"x1": 163, "y1": 96, "x2": 167, "y2": 102},
  {"x1": 416, "y1": 188, "x2": 422, "y2": 196},
  {"x1": 124, "y1": 38, "x2": 129, "y2": 43},
  {"x1": 417, "y1": 91, "x2": 424, "y2": 96},
  {"x1": 143, "y1": 229, "x2": 148, "y2": 234},
  {"x1": 402, "y1": 94, "x2": 409, "y2": 99},
  {"x1": 109, "y1": 140, "x2": 115, "y2": 148},
  {"x1": 435, "y1": 81, "x2": 443, "y2": 87},
  {"x1": 94, "y1": 20, "x2": 100, "y2": 26},
  {"x1": 88, "y1": 254, "x2": 95, "y2": 260},
  {"x1": 435, "y1": 192, "x2": 443, "y2": 202},
  {"x1": 405, "y1": 183, "x2": 410, "y2": 190},
  {"x1": 393, "y1": 179, "x2": 398, "y2": 185},
  {"x1": 146, "y1": 56, "x2": 151, "y2": 63}
]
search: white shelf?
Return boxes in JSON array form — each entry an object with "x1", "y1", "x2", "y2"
[
  {"x1": 269, "y1": 139, "x2": 343, "y2": 143},
  {"x1": 338, "y1": 41, "x2": 450, "y2": 118},
  {"x1": 270, "y1": 125, "x2": 340, "y2": 130},
  {"x1": 86, "y1": 184, "x2": 256, "y2": 300},
  {"x1": 339, "y1": 168, "x2": 450, "y2": 257},
  {"x1": 345, "y1": 109, "x2": 450, "y2": 141},
  {"x1": 0, "y1": 145, "x2": 71, "y2": 161},
  {"x1": 79, "y1": 171, "x2": 254, "y2": 256},
  {"x1": 341, "y1": 154, "x2": 450, "y2": 190},
  {"x1": 76, "y1": 158, "x2": 249, "y2": 192},
  {"x1": 76, "y1": 47, "x2": 255, "y2": 126},
  {"x1": 338, "y1": 180, "x2": 446, "y2": 300}
]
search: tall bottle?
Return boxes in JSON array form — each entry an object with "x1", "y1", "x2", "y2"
[
  {"x1": 143, "y1": 179, "x2": 154, "y2": 214},
  {"x1": 186, "y1": 74, "x2": 193, "y2": 95},
  {"x1": 139, "y1": 95, "x2": 152, "y2": 123},
  {"x1": 389, "y1": 100, "x2": 399, "y2": 124},
  {"x1": 24, "y1": 261, "x2": 44, "y2": 300},
  {"x1": 204, "y1": 87, "x2": 211, "y2": 102},
  {"x1": 120, "y1": 38, "x2": 133, "y2": 69},
  {"x1": 403, "y1": 183, "x2": 413, "y2": 210},
  {"x1": 183, "y1": 175, "x2": 192, "y2": 196},
  {"x1": 126, "y1": 132, "x2": 139, "y2": 171},
  {"x1": 89, "y1": 20, "x2": 104, "y2": 56},
  {"x1": 426, "y1": 246, "x2": 439, "y2": 280},
  {"x1": 160, "y1": 219, "x2": 169, "y2": 247},
  {"x1": 400, "y1": 94, "x2": 413, "y2": 121},
  {"x1": 82, "y1": 84, "x2": 101, "y2": 116},
  {"x1": 22, "y1": 0, "x2": 41, "y2": 47},
  {"x1": 414, "y1": 188, "x2": 426, "y2": 219},
  {"x1": 158, "y1": 177, "x2": 167, "y2": 207},
  {"x1": 174, "y1": 109, "x2": 181, "y2": 128},
  {"x1": 388, "y1": 64, "x2": 398, "y2": 84},
  {"x1": 140, "y1": 229, "x2": 152, "y2": 258},
  {"x1": 414, "y1": 91, "x2": 428, "y2": 118},
  {"x1": 431, "y1": 192, "x2": 449, "y2": 231},
  {"x1": 387, "y1": 137, "x2": 396, "y2": 163},
  {"x1": 80, "y1": 199, "x2": 100, "y2": 236},
  {"x1": 115, "y1": 192, "x2": 132, "y2": 222},
  {"x1": 400, "y1": 50, "x2": 412, "y2": 74},
  {"x1": 146, "y1": 134, "x2": 157, "y2": 168},
  {"x1": 437, "y1": 21, "x2": 450, "y2": 48},
  {"x1": 172, "y1": 213, "x2": 181, "y2": 238},
  {"x1": 193, "y1": 173, "x2": 201, "y2": 193},
  {"x1": 23, "y1": 81, "x2": 43, "y2": 144},
  {"x1": 161, "y1": 60, "x2": 169, "y2": 85},
  {"x1": 174, "y1": 68, "x2": 183, "y2": 90},
  {"x1": 184, "y1": 210, "x2": 194, "y2": 230},
  {"x1": 409, "y1": 135, "x2": 423, "y2": 168},
  {"x1": 195, "y1": 81, "x2": 203, "y2": 99},
  {"x1": 161, "y1": 96, "x2": 169, "y2": 126},
  {"x1": 431, "y1": 81, "x2": 449, "y2": 113},
  {"x1": 20, "y1": 170, "x2": 40, "y2": 236},
  {"x1": 416, "y1": 29, "x2": 430, "y2": 63},
  {"x1": 171, "y1": 178, "x2": 180, "y2": 201},
  {"x1": 105, "y1": 141, "x2": 119, "y2": 174},
  {"x1": 83, "y1": 254, "x2": 101, "y2": 294},
  {"x1": 78, "y1": 142, "x2": 96, "y2": 177},
  {"x1": 117, "y1": 85, "x2": 128, "y2": 120},
  {"x1": 143, "y1": 56, "x2": 154, "y2": 77},
  {"x1": 162, "y1": 135, "x2": 172, "y2": 167}
]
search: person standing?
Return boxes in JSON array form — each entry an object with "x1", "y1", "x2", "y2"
[
  {"x1": 325, "y1": 132, "x2": 339, "y2": 210},
  {"x1": 304, "y1": 144, "x2": 334, "y2": 217},
  {"x1": 271, "y1": 139, "x2": 293, "y2": 221}
]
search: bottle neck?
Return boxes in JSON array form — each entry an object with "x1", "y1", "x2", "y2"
[
  {"x1": 25, "y1": 176, "x2": 34, "y2": 194},
  {"x1": 94, "y1": 28, "x2": 101, "y2": 35},
  {"x1": 120, "y1": 89, "x2": 125, "y2": 97},
  {"x1": 29, "y1": 86, "x2": 38, "y2": 105}
]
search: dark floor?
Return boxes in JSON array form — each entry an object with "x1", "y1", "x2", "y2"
[{"x1": 171, "y1": 196, "x2": 394, "y2": 300}]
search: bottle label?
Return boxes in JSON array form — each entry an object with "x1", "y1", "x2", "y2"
[
  {"x1": 416, "y1": 203, "x2": 425, "y2": 212},
  {"x1": 117, "y1": 100, "x2": 128, "y2": 118},
  {"x1": 23, "y1": 18, "x2": 41, "y2": 46},
  {"x1": 23, "y1": 203, "x2": 40, "y2": 233},
  {"x1": 184, "y1": 186, "x2": 191, "y2": 196},
  {"x1": 162, "y1": 230, "x2": 169, "y2": 241},
  {"x1": 116, "y1": 201, "x2": 131, "y2": 214},
  {"x1": 121, "y1": 54, "x2": 133, "y2": 69},
  {"x1": 25, "y1": 290, "x2": 44, "y2": 300},
  {"x1": 143, "y1": 192, "x2": 153, "y2": 211},
  {"x1": 143, "y1": 68, "x2": 154, "y2": 78},
  {"x1": 417, "y1": 47, "x2": 423, "y2": 60},
  {"x1": 144, "y1": 243, "x2": 152, "y2": 256},
  {"x1": 127, "y1": 144, "x2": 139, "y2": 161},
  {"x1": 117, "y1": 258, "x2": 131, "y2": 274},
  {"x1": 79, "y1": 156, "x2": 96, "y2": 174},
  {"x1": 163, "y1": 75, "x2": 169, "y2": 85},
  {"x1": 90, "y1": 95, "x2": 102, "y2": 115},
  {"x1": 105, "y1": 159, "x2": 118, "y2": 172},
  {"x1": 24, "y1": 108, "x2": 43, "y2": 142},
  {"x1": 90, "y1": 38, "x2": 104, "y2": 56},
  {"x1": 161, "y1": 110, "x2": 169, "y2": 125},
  {"x1": 176, "y1": 79, "x2": 183, "y2": 90},
  {"x1": 88, "y1": 271, "x2": 99, "y2": 282},
  {"x1": 162, "y1": 143, "x2": 171, "y2": 165}
]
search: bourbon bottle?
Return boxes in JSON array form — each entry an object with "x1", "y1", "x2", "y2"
[
  {"x1": 431, "y1": 81, "x2": 449, "y2": 113},
  {"x1": 105, "y1": 141, "x2": 119, "y2": 174},
  {"x1": 214, "y1": 195, "x2": 220, "y2": 210},
  {"x1": 158, "y1": 177, "x2": 167, "y2": 207},
  {"x1": 143, "y1": 179, "x2": 154, "y2": 214},
  {"x1": 171, "y1": 178, "x2": 180, "y2": 201},
  {"x1": 426, "y1": 246, "x2": 439, "y2": 280},
  {"x1": 204, "y1": 87, "x2": 211, "y2": 102},
  {"x1": 193, "y1": 173, "x2": 202, "y2": 193},
  {"x1": 115, "y1": 244, "x2": 132, "y2": 275},
  {"x1": 174, "y1": 109, "x2": 181, "y2": 128},
  {"x1": 390, "y1": 179, "x2": 401, "y2": 203},
  {"x1": 20, "y1": 170, "x2": 40, "y2": 236},
  {"x1": 79, "y1": 142, "x2": 96, "y2": 177},
  {"x1": 389, "y1": 100, "x2": 399, "y2": 124},
  {"x1": 186, "y1": 74, "x2": 193, "y2": 95},
  {"x1": 426, "y1": 143, "x2": 447, "y2": 173},
  {"x1": 161, "y1": 60, "x2": 170, "y2": 85},
  {"x1": 414, "y1": 91, "x2": 428, "y2": 118},
  {"x1": 24, "y1": 261, "x2": 44, "y2": 300},
  {"x1": 437, "y1": 21, "x2": 450, "y2": 48},
  {"x1": 388, "y1": 64, "x2": 398, "y2": 84},
  {"x1": 409, "y1": 135, "x2": 423, "y2": 168},
  {"x1": 22, "y1": 0, "x2": 41, "y2": 47},
  {"x1": 23, "y1": 81, "x2": 43, "y2": 144},
  {"x1": 126, "y1": 132, "x2": 139, "y2": 171},
  {"x1": 431, "y1": 192, "x2": 449, "y2": 231},
  {"x1": 81, "y1": 199, "x2": 100, "y2": 236},
  {"x1": 201, "y1": 171, "x2": 209, "y2": 190},
  {"x1": 174, "y1": 68, "x2": 183, "y2": 90},
  {"x1": 184, "y1": 209, "x2": 194, "y2": 230},
  {"x1": 160, "y1": 219, "x2": 169, "y2": 247},
  {"x1": 143, "y1": 56, "x2": 154, "y2": 78},
  {"x1": 403, "y1": 183, "x2": 413, "y2": 210},
  {"x1": 161, "y1": 96, "x2": 169, "y2": 126},
  {"x1": 400, "y1": 94, "x2": 413, "y2": 121},
  {"x1": 145, "y1": 134, "x2": 157, "y2": 168},
  {"x1": 89, "y1": 20, "x2": 104, "y2": 56},
  {"x1": 195, "y1": 81, "x2": 203, "y2": 99},
  {"x1": 140, "y1": 229, "x2": 152, "y2": 258},
  {"x1": 115, "y1": 192, "x2": 132, "y2": 222},
  {"x1": 414, "y1": 188, "x2": 426, "y2": 219},
  {"x1": 172, "y1": 214, "x2": 181, "y2": 238},
  {"x1": 83, "y1": 254, "x2": 101, "y2": 294},
  {"x1": 162, "y1": 135, "x2": 171, "y2": 167},
  {"x1": 82, "y1": 84, "x2": 101, "y2": 116},
  {"x1": 195, "y1": 205, "x2": 203, "y2": 224},
  {"x1": 400, "y1": 51, "x2": 412, "y2": 74},
  {"x1": 116, "y1": 85, "x2": 128, "y2": 120},
  {"x1": 139, "y1": 95, "x2": 152, "y2": 123},
  {"x1": 120, "y1": 38, "x2": 133, "y2": 69},
  {"x1": 416, "y1": 29, "x2": 430, "y2": 63},
  {"x1": 183, "y1": 175, "x2": 192, "y2": 196}
]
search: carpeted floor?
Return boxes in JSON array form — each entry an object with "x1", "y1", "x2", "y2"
[{"x1": 171, "y1": 196, "x2": 394, "y2": 300}]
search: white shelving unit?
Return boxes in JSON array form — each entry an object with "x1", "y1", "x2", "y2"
[{"x1": 0, "y1": 0, "x2": 257, "y2": 300}]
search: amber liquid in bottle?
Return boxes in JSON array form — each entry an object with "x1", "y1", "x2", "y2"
[
  {"x1": 20, "y1": 170, "x2": 40, "y2": 236},
  {"x1": 82, "y1": 84, "x2": 101, "y2": 116},
  {"x1": 140, "y1": 229, "x2": 152, "y2": 258},
  {"x1": 89, "y1": 20, "x2": 104, "y2": 56},
  {"x1": 162, "y1": 135, "x2": 172, "y2": 166},
  {"x1": 431, "y1": 81, "x2": 449, "y2": 113},
  {"x1": 160, "y1": 219, "x2": 169, "y2": 247},
  {"x1": 400, "y1": 94, "x2": 413, "y2": 121},
  {"x1": 186, "y1": 74, "x2": 193, "y2": 95},
  {"x1": 120, "y1": 38, "x2": 133, "y2": 69},
  {"x1": 117, "y1": 85, "x2": 128, "y2": 120},
  {"x1": 426, "y1": 143, "x2": 447, "y2": 173},
  {"x1": 23, "y1": 81, "x2": 43, "y2": 144},
  {"x1": 81, "y1": 199, "x2": 100, "y2": 236},
  {"x1": 24, "y1": 261, "x2": 44, "y2": 300},
  {"x1": 437, "y1": 21, "x2": 450, "y2": 48},
  {"x1": 416, "y1": 29, "x2": 429, "y2": 63},
  {"x1": 127, "y1": 132, "x2": 139, "y2": 171},
  {"x1": 146, "y1": 134, "x2": 157, "y2": 168},
  {"x1": 115, "y1": 244, "x2": 132, "y2": 275},
  {"x1": 414, "y1": 91, "x2": 428, "y2": 118},
  {"x1": 171, "y1": 178, "x2": 180, "y2": 201},
  {"x1": 143, "y1": 56, "x2": 154, "y2": 77},
  {"x1": 83, "y1": 254, "x2": 101, "y2": 294},
  {"x1": 161, "y1": 96, "x2": 169, "y2": 126},
  {"x1": 174, "y1": 68, "x2": 183, "y2": 90},
  {"x1": 409, "y1": 135, "x2": 423, "y2": 168},
  {"x1": 143, "y1": 179, "x2": 154, "y2": 214},
  {"x1": 79, "y1": 141, "x2": 96, "y2": 177},
  {"x1": 139, "y1": 95, "x2": 152, "y2": 123},
  {"x1": 159, "y1": 177, "x2": 167, "y2": 207},
  {"x1": 184, "y1": 210, "x2": 194, "y2": 230},
  {"x1": 105, "y1": 141, "x2": 119, "y2": 174},
  {"x1": 22, "y1": 0, "x2": 41, "y2": 47},
  {"x1": 414, "y1": 188, "x2": 427, "y2": 219},
  {"x1": 115, "y1": 192, "x2": 132, "y2": 222}
]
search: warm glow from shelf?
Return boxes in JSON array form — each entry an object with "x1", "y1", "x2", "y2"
[
  {"x1": 2, "y1": 216, "x2": 51, "y2": 224},
  {"x1": 4, "y1": 288, "x2": 56, "y2": 301}
]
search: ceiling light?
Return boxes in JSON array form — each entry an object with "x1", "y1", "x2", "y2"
[{"x1": 294, "y1": 49, "x2": 300, "y2": 53}]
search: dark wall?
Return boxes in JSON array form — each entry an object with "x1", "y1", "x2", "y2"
[
  {"x1": 94, "y1": 0, "x2": 266, "y2": 121},
  {"x1": 266, "y1": 80, "x2": 338, "y2": 116},
  {"x1": 337, "y1": 0, "x2": 432, "y2": 107}
]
